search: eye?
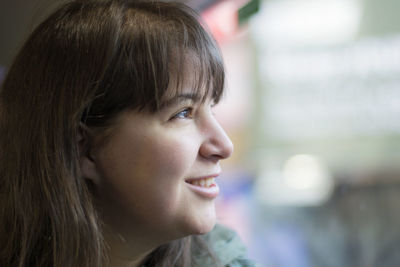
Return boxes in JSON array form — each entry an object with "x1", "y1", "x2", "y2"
[{"x1": 171, "y1": 107, "x2": 193, "y2": 120}]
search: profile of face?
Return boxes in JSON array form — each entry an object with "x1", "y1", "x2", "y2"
[{"x1": 81, "y1": 63, "x2": 233, "y2": 246}]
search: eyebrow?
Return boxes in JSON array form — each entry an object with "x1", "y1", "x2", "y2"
[{"x1": 159, "y1": 93, "x2": 202, "y2": 109}]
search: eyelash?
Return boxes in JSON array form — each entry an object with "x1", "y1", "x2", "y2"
[{"x1": 171, "y1": 107, "x2": 194, "y2": 120}]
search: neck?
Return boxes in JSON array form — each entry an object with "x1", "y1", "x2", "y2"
[{"x1": 104, "y1": 226, "x2": 157, "y2": 267}]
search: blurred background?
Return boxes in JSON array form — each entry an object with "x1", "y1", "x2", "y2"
[{"x1": 2, "y1": 0, "x2": 400, "y2": 266}]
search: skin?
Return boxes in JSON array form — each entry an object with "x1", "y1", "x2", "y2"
[{"x1": 81, "y1": 87, "x2": 233, "y2": 266}]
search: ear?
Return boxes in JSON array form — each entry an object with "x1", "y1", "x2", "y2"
[{"x1": 78, "y1": 123, "x2": 101, "y2": 185}]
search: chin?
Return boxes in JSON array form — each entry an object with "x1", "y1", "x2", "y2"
[
  {"x1": 187, "y1": 214, "x2": 217, "y2": 235},
  {"x1": 196, "y1": 221, "x2": 216, "y2": 235}
]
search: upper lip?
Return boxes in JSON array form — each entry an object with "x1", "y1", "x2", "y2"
[{"x1": 185, "y1": 173, "x2": 220, "y2": 182}]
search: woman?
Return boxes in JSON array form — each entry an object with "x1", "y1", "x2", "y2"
[{"x1": 0, "y1": 0, "x2": 255, "y2": 266}]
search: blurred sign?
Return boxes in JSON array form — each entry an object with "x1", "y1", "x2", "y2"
[{"x1": 259, "y1": 35, "x2": 400, "y2": 141}]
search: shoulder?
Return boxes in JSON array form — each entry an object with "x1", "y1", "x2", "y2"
[{"x1": 197, "y1": 224, "x2": 263, "y2": 267}]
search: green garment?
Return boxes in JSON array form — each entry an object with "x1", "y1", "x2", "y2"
[{"x1": 195, "y1": 224, "x2": 262, "y2": 267}]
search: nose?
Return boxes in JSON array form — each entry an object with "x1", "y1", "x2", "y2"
[{"x1": 199, "y1": 115, "x2": 234, "y2": 161}]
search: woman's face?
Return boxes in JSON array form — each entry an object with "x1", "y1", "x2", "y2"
[{"x1": 89, "y1": 88, "x2": 233, "y2": 244}]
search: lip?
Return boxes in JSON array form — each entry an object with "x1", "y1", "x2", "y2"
[{"x1": 185, "y1": 174, "x2": 220, "y2": 199}]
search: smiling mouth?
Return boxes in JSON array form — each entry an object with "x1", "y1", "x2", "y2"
[
  {"x1": 185, "y1": 175, "x2": 220, "y2": 198},
  {"x1": 186, "y1": 177, "x2": 216, "y2": 188}
]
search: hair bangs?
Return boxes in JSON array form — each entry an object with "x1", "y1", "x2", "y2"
[
  {"x1": 83, "y1": 1, "x2": 225, "y2": 126},
  {"x1": 121, "y1": 1, "x2": 226, "y2": 112},
  {"x1": 155, "y1": 4, "x2": 225, "y2": 110}
]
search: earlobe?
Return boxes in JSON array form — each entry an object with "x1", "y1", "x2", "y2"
[{"x1": 78, "y1": 123, "x2": 101, "y2": 185}]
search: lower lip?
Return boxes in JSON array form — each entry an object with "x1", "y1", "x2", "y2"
[{"x1": 186, "y1": 182, "x2": 220, "y2": 199}]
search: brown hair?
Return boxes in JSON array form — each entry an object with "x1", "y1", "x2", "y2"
[{"x1": 0, "y1": 0, "x2": 224, "y2": 266}]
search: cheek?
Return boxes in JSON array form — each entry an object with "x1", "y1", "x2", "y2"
[
  {"x1": 135, "y1": 134, "x2": 200, "y2": 211},
  {"x1": 96, "y1": 132, "x2": 201, "y2": 226},
  {"x1": 144, "y1": 135, "x2": 198, "y2": 179},
  {"x1": 99, "y1": 131, "x2": 197, "y2": 182}
]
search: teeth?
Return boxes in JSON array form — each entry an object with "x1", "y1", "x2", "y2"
[{"x1": 189, "y1": 177, "x2": 215, "y2": 188}]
